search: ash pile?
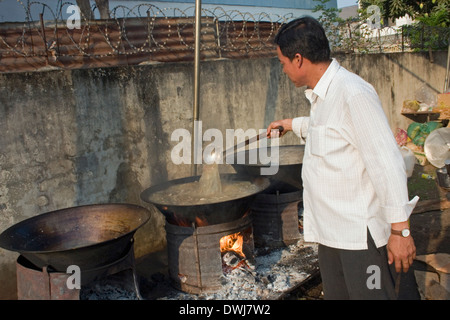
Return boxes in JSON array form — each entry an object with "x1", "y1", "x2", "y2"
[
  {"x1": 80, "y1": 270, "x2": 140, "y2": 300},
  {"x1": 79, "y1": 239, "x2": 319, "y2": 300},
  {"x1": 156, "y1": 239, "x2": 318, "y2": 300},
  {"x1": 143, "y1": 240, "x2": 319, "y2": 300}
]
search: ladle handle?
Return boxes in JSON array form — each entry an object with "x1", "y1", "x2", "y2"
[
  {"x1": 274, "y1": 125, "x2": 284, "y2": 135},
  {"x1": 222, "y1": 126, "x2": 284, "y2": 159}
]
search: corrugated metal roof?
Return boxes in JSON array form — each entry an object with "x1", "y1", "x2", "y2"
[
  {"x1": 0, "y1": 16, "x2": 282, "y2": 73},
  {"x1": 116, "y1": 0, "x2": 337, "y2": 10}
]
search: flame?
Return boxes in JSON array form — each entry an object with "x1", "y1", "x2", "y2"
[
  {"x1": 170, "y1": 214, "x2": 209, "y2": 227},
  {"x1": 195, "y1": 216, "x2": 209, "y2": 227},
  {"x1": 220, "y1": 232, "x2": 245, "y2": 258}
]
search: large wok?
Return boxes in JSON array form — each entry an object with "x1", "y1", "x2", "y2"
[
  {"x1": 140, "y1": 174, "x2": 270, "y2": 225},
  {"x1": 0, "y1": 204, "x2": 150, "y2": 272},
  {"x1": 229, "y1": 145, "x2": 304, "y2": 189}
]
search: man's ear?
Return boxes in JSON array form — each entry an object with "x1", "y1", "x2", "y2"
[{"x1": 294, "y1": 53, "x2": 303, "y2": 68}]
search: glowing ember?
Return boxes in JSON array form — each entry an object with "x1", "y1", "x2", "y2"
[{"x1": 170, "y1": 214, "x2": 209, "y2": 227}]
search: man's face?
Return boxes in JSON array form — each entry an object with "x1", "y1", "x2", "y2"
[{"x1": 276, "y1": 46, "x2": 303, "y2": 87}]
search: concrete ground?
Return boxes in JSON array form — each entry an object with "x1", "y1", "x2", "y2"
[
  {"x1": 410, "y1": 208, "x2": 450, "y2": 257},
  {"x1": 402, "y1": 164, "x2": 450, "y2": 299},
  {"x1": 404, "y1": 207, "x2": 450, "y2": 299}
]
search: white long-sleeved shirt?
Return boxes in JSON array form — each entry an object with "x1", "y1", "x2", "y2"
[{"x1": 292, "y1": 59, "x2": 419, "y2": 250}]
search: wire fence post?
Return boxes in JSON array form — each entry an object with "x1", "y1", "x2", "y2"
[{"x1": 39, "y1": 13, "x2": 49, "y2": 65}]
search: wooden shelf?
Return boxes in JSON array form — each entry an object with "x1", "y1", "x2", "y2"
[{"x1": 401, "y1": 111, "x2": 441, "y2": 122}]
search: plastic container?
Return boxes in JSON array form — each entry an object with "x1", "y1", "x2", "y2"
[{"x1": 400, "y1": 146, "x2": 416, "y2": 178}]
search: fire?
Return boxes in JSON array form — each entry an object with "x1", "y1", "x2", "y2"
[
  {"x1": 220, "y1": 232, "x2": 245, "y2": 258},
  {"x1": 170, "y1": 214, "x2": 209, "y2": 227},
  {"x1": 195, "y1": 216, "x2": 209, "y2": 227}
]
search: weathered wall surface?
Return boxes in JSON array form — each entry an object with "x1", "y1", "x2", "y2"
[
  {"x1": 0, "y1": 51, "x2": 447, "y2": 299},
  {"x1": 336, "y1": 51, "x2": 447, "y2": 131}
]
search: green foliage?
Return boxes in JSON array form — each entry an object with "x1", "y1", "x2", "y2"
[
  {"x1": 313, "y1": 0, "x2": 344, "y2": 50},
  {"x1": 360, "y1": 0, "x2": 450, "y2": 21},
  {"x1": 416, "y1": 7, "x2": 450, "y2": 27},
  {"x1": 313, "y1": 0, "x2": 378, "y2": 53},
  {"x1": 404, "y1": 4, "x2": 450, "y2": 50},
  {"x1": 313, "y1": 0, "x2": 449, "y2": 52}
]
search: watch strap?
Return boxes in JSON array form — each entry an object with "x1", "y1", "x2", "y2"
[{"x1": 391, "y1": 228, "x2": 410, "y2": 237}]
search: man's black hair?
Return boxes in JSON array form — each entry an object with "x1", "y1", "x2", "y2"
[{"x1": 274, "y1": 16, "x2": 331, "y2": 63}]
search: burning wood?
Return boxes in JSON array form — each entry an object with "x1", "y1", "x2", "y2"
[
  {"x1": 222, "y1": 251, "x2": 255, "y2": 274},
  {"x1": 222, "y1": 251, "x2": 242, "y2": 268},
  {"x1": 220, "y1": 231, "x2": 255, "y2": 274}
]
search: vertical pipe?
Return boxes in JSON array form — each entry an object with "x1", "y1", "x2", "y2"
[
  {"x1": 192, "y1": 0, "x2": 202, "y2": 176},
  {"x1": 444, "y1": 40, "x2": 450, "y2": 93}
]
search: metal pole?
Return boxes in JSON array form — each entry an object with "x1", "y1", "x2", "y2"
[
  {"x1": 444, "y1": 39, "x2": 450, "y2": 93},
  {"x1": 192, "y1": 0, "x2": 202, "y2": 176}
]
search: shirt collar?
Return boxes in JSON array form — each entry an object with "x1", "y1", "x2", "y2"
[{"x1": 305, "y1": 58, "x2": 340, "y2": 104}]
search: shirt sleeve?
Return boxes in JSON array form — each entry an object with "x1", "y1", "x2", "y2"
[
  {"x1": 347, "y1": 88, "x2": 419, "y2": 224},
  {"x1": 292, "y1": 116, "x2": 309, "y2": 144}
]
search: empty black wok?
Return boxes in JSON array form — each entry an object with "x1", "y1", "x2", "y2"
[
  {"x1": 229, "y1": 145, "x2": 304, "y2": 189},
  {"x1": 0, "y1": 204, "x2": 150, "y2": 272},
  {"x1": 140, "y1": 174, "x2": 270, "y2": 225}
]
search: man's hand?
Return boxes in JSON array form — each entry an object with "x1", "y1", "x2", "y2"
[
  {"x1": 267, "y1": 119, "x2": 292, "y2": 138},
  {"x1": 387, "y1": 232, "x2": 416, "y2": 273}
]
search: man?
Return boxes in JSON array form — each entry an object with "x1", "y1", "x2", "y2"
[{"x1": 266, "y1": 17, "x2": 419, "y2": 299}]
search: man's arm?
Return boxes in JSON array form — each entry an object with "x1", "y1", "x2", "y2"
[{"x1": 348, "y1": 90, "x2": 418, "y2": 273}]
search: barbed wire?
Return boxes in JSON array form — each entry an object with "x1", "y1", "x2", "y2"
[
  {"x1": 332, "y1": 20, "x2": 449, "y2": 54},
  {"x1": 0, "y1": 1, "x2": 447, "y2": 72},
  {"x1": 0, "y1": 1, "x2": 292, "y2": 60}
]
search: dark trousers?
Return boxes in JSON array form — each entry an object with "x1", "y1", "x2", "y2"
[{"x1": 318, "y1": 231, "x2": 399, "y2": 300}]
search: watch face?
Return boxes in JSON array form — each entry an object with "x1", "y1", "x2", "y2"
[{"x1": 402, "y1": 229, "x2": 410, "y2": 237}]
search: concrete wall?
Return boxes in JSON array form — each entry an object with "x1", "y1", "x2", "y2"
[
  {"x1": 336, "y1": 51, "x2": 447, "y2": 131},
  {"x1": 0, "y1": 50, "x2": 447, "y2": 299}
]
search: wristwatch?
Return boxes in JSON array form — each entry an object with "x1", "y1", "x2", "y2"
[{"x1": 391, "y1": 228, "x2": 410, "y2": 237}]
